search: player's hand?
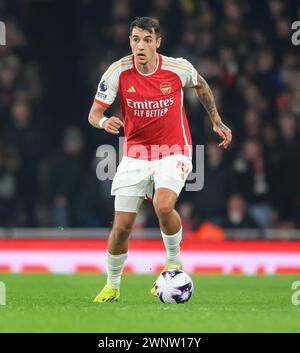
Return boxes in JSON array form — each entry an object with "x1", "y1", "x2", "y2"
[
  {"x1": 213, "y1": 121, "x2": 232, "y2": 149},
  {"x1": 103, "y1": 116, "x2": 124, "y2": 134}
]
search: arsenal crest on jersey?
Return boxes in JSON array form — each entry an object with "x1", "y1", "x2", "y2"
[{"x1": 160, "y1": 82, "x2": 172, "y2": 95}]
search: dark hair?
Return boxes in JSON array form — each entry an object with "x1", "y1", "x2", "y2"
[{"x1": 129, "y1": 17, "x2": 161, "y2": 37}]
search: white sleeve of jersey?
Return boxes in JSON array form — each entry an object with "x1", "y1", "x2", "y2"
[
  {"x1": 176, "y1": 58, "x2": 199, "y2": 88},
  {"x1": 94, "y1": 62, "x2": 120, "y2": 107}
]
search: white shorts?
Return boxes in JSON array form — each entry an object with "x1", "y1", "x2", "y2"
[
  {"x1": 112, "y1": 154, "x2": 193, "y2": 212},
  {"x1": 114, "y1": 195, "x2": 145, "y2": 213}
]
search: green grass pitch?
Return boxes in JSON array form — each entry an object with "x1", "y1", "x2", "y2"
[{"x1": 0, "y1": 274, "x2": 299, "y2": 332}]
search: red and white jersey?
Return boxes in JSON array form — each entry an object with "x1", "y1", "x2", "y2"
[{"x1": 94, "y1": 53, "x2": 199, "y2": 160}]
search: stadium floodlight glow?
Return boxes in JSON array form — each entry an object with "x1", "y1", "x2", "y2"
[{"x1": 0, "y1": 21, "x2": 6, "y2": 45}]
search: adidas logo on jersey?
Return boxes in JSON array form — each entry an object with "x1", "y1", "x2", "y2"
[{"x1": 126, "y1": 86, "x2": 136, "y2": 93}]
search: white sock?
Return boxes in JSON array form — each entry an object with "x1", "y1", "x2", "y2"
[
  {"x1": 106, "y1": 251, "x2": 128, "y2": 289},
  {"x1": 161, "y1": 226, "x2": 182, "y2": 267}
]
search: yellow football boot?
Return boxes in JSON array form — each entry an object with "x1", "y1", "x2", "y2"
[{"x1": 93, "y1": 284, "x2": 120, "y2": 303}]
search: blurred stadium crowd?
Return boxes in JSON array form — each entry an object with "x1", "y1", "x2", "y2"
[{"x1": 0, "y1": 0, "x2": 300, "y2": 233}]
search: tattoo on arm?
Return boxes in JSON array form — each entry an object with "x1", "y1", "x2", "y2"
[{"x1": 195, "y1": 75, "x2": 218, "y2": 118}]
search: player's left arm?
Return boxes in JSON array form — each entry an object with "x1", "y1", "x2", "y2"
[{"x1": 194, "y1": 74, "x2": 232, "y2": 149}]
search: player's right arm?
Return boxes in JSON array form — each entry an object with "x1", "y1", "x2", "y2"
[
  {"x1": 88, "y1": 59, "x2": 124, "y2": 134},
  {"x1": 88, "y1": 102, "x2": 123, "y2": 134}
]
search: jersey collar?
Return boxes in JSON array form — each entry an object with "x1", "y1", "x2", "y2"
[{"x1": 133, "y1": 53, "x2": 161, "y2": 76}]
